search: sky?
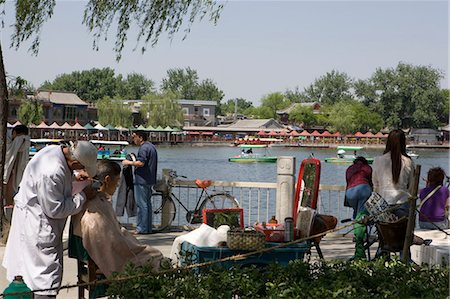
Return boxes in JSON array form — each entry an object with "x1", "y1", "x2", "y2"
[{"x1": 0, "y1": 0, "x2": 448, "y2": 105}]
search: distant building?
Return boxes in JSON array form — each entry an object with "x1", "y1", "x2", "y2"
[
  {"x1": 276, "y1": 102, "x2": 321, "y2": 125},
  {"x1": 7, "y1": 91, "x2": 96, "y2": 125},
  {"x1": 179, "y1": 99, "x2": 217, "y2": 127},
  {"x1": 409, "y1": 128, "x2": 440, "y2": 144}
]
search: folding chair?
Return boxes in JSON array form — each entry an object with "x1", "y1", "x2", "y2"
[
  {"x1": 375, "y1": 217, "x2": 409, "y2": 258},
  {"x1": 68, "y1": 222, "x2": 107, "y2": 299}
]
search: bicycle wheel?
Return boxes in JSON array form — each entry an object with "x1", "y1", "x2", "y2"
[
  {"x1": 151, "y1": 193, "x2": 176, "y2": 232},
  {"x1": 200, "y1": 192, "x2": 240, "y2": 211}
]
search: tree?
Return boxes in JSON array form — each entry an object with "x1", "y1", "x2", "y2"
[
  {"x1": 96, "y1": 96, "x2": 133, "y2": 128},
  {"x1": 355, "y1": 63, "x2": 445, "y2": 129},
  {"x1": 40, "y1": 68, "x2": 120, "y2": 102},
  {"x1": 0, "y1": 0, "x2": 223, "y2": 239},
  {"x1": 288, "y1": 105, "x2": 317, "y2": 128},
  {"x1": 327, "y1": 100, "x2": 383, "y2": 134},
  {"x1": 161, "y1": 67, "x2": 200, "y2": 100},
  {"x1": 303, "y1": 70, "x2": 354, "y2": 105},
  {"x1": 117, "y1": 73, "x2": 155, "y2": 100},
  {"x1": 140, "y1": 92, "x2": 184, "y2": 128},
  {"x1": 260, "y1": 92, "x2": 290, "y2": 119},
  {"x1": 220, "y1": 98, "x2": 254, "y2": 116},
  {"x1": 16, "y1": 99, "x2": 44, "y2": 126},
  {"x1": 195, "y1": 79, "x2": 224, "y2": 102}
]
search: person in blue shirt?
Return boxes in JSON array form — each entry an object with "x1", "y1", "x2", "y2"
[{"x1": 122, "y1": 131, "x2": 158, "y2": 234}]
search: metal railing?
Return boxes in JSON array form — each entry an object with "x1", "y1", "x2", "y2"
[{"x1": 169, "y1": 180, "x2": 351, "y2": 228}]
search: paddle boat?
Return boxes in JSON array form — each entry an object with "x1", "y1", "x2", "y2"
[
  {"x1": 407, "y1": 150, "x2": 419, "y2": 159},
  {"x1": 90, "y1": 140, "x2": 129, "y2": 161},
  {"x1": 228, "y1": 144, "x2": 277, "y2": 163},
  {"x1": 30, "y1": 139, "x2": 65, "y2": 157},
  {"x1": 324, "y1": 146, "x2": 374, "y2": 164}
]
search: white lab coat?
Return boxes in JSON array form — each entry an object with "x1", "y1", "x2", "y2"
[
  {"x1": 3, "y1": 134, "x2": 30, "y2": 190},
  {"x1": 2, "y1": 145, "x2": 87, "y2": 296}
]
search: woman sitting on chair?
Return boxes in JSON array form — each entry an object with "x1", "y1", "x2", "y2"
[{"x1": 72, "y1": 160, "x2": 166, "y2": 277}]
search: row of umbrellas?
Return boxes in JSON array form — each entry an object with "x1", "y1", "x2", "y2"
[
  {"x1": 7, "y1": 121, "x2": 181, "y2": 132},
  {"x1": 256, "y1": 130, "x2": 388, "y2": 138}
]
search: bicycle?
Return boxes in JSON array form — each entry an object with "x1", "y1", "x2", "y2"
[{"x1": 150, "y1": 170, "x2": 240, "y2": 231}]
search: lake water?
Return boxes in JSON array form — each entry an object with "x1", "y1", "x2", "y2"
[{"x1": 129, "y1": 145, "x2": 449, "y2": 189}]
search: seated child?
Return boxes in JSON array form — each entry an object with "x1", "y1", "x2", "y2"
[
  {"x1": 418, "y1": 167, "x2": 450, "y2": 230},
  {"x1": 72, "y1": 160, "x2": 165, "y2": 277}
]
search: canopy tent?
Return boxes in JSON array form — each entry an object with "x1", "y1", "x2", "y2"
[
  {"x1": 267, "y1": 131, "x2": 279, "y2": 137},
  {"x1": 36, "y1": 121, "x2": 49, "y2": 129},
  {"x1": 200, "y1": 131, "x2": 214, "y2": 135},
  {"x1": 115, "y1": 126, "x2": 130, "y2": 131},
  {"x1": 60, "y1": 122, "x2": 73, "y2": 129},
  {"x1": 364, "y1": 131, "x2": 376, "y2": 137},
  {"x1": 187, "y1": 131, "x2": 200, "y2": 135},
  {"x1": 7, "y1": 122, "x2": 14, "y2": 128},
  {"x1": 299, "y1": 130, "x2": 311, "y2": 136},
  {"x1": 105, "y1": 124, "x2": 118, "y2": 131},
  {"x1": 374, "y1": 132, "x2": 387, "y2": 138},
  {"x1": 48, "y1": 122, "x2": 61, "y2": 129},
  {"x1": 353, "y1": 132, "x2": 365, "y2": 138},
  {"x1": 94, "y1": 123, "x2": 108, "y2": 130},
  {"x1": 320, "y1": 131, "x2": 332, "y2": 137},
  {"x1": 256, "y1": 130, "x2": 267, "y2": 136},
  {"x1": 154, "y1": 126, "x2": 164, "y2": 131},
  {"x1": 84, "y1": 123, "x2": 96, "y2": 130},
  {"x1": 163, "y1": 126, "x2": 174, "y2": 132},
  {"x1": 310, "y1": 130, "x2": 321, "y2": 137},
  {"x1": 289, "y1": 130, "x2": 301, "y2": 136},
  {"x1": 146, "y1": 125, "x2": 155, "y2": 131},
  {"x1": 12, "y1": 121, "x2": 21, "y2": 126},
  {"x1": 331, "y1": 131, "x2": 342, "y2": 138},
  {"x1": 71, "y1": 122, "x2": 86, "y2": 130}
]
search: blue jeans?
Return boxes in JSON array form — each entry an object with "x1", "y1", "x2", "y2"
[
  {"x1": 345, "y1": 184, "x2": 372, "y2": 219},
  {"x1": 134, "y1": 184, "x2": 153, "y2": 233},
  {"x1": 419, "y1": 219, "x2": 449, "y2": 230}
]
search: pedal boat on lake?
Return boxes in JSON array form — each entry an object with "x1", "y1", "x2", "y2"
[
  {"x1": 228, "y1": 144, "x2": 277, "y2": 163},
  {"x1": 324, "y1": 146, "x2": 374, "y2": 164}
]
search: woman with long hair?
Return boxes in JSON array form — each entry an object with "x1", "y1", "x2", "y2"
[{"x1": 372, "y1": 129, "x2": 415, "y2": 217}]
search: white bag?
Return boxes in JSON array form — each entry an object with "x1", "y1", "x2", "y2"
[{"x1": 364, "y1": 192, "x2": 398, "y2": 223}]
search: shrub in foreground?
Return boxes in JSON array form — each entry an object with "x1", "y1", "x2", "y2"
[{"x1": 106, "y1": 258, "x2": 449, "y2": 298}]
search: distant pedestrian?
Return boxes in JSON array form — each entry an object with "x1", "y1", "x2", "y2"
[
  {"x1": 3, "y1": 125, "x2": 30, "y2": 208},
  {"x1": 344, "y1": 156, "x2": 372, "y2": 260},
  {"x1": 122, "y1": 131, "x2": 158, "y2": 234},
  {"x1": 2, "y1": 141, "x2": 98, "y2": 298}
]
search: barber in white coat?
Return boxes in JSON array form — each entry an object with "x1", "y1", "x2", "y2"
[{"x1": 2, "y1": 141, "x2": 98, "y2": 298}]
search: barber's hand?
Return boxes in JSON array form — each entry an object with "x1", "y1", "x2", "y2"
[
  {"x1": 121, "y1": 159, "x2": 130, "y2": 167},
  {"x1": 82, "y1": 184, "x2": 97, "y2": 200},
  {"x1": 75, "y1": 169, "x2": 90, "y2": 181}
]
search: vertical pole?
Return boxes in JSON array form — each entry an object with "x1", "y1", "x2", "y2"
[
  {"x1": 276, "y1": 156, "x2": 295, "y2": 222},
  {"x1": 402, "y1": 164, "x2": 421, "y2": 262},
  {"x1": 0, "y1": 42, "x2": 9, "y2": 242},
  {"x1": 160, "y1": 168, "x2": 172, "y2": 227}
]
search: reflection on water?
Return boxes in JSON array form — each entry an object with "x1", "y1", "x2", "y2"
[{"x1": 128, "y1": 145, "x2": 449, "y2": 189}]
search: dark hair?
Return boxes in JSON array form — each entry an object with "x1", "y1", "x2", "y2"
[
  {"x1": 13, "y1": 124, "x2": 29, "y2": 135},
  {"x1": 384, "y1": 129, "x2": 410, "y2": 184},
  {"x1": 95, "y1": 160, "x2": 121, "y2": 182},
  {"x1": 134, "y1": 130, "x2": 148, "y2": 141},
  {"x1": 353, "y1": 156, "x2": 368, "y2": 165},
  {"x1": 427, "y1": 167, "x2": 446, "y2": 187}
]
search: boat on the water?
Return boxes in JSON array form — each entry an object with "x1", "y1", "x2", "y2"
[
  {"x1": 407, "y1": 150, "x2": 419, "y2": 159},
  {"x1": 30, "y1": 139, "x2": 65, "y2": 157},
  {"x1": 90, "y1": 140, "x2": 129, "y2": 161},
  {"x1": 324, "y1": 146, "x2": 374, "y2": 164},
  {"x1": 228, "y1": 144, "x2": 277, "y2": 163}
]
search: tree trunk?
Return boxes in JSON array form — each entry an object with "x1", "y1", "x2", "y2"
[{"x1": 0, "y1": 42, "x2": 9, "y2": 242}]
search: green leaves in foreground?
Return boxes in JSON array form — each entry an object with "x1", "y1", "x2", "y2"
[{"x1": 107, "y1": 258, "x2": 449, "y2": 299}]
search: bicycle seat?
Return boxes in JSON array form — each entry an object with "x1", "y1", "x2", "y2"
[{"x1": 195, "y1": 179, "x2": 212, "y2": 189}]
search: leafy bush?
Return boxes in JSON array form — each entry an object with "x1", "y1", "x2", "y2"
[{"x1": 107, "y1": 258, "x2": 449, "y2": 299}]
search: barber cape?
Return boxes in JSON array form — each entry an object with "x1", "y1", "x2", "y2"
[{"x1": 72, "y1": 192, "x2": 163, "y2": 277}]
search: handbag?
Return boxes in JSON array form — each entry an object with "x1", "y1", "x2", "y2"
[{"x1": 364, "y1": 192, "x2": 398, "y2": 223}]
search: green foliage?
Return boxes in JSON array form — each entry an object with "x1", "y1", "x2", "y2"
[
  {"x1": 220, "y1": 98, "x2": 254, "y2": 116},
  {"x1": 40, "y1": 68, "x2": 119, "y2": 102},
  {"x1": 17, "y1": 99, "x2": 43, "y2": 125},
  {"x1": 116, "y1": 73, "x2": 155, "y2": 100},
  {"x1": 355, "y1": 63, "x2": 445, "y2": 129},
  {"x1": 140, "y1": 92, "x2": 183, "y2": 128},
  {"x1": 7, "y1": 76, "x2": 33, "y2": 97},
  {"x1": 107, "y1": 258, "x2": 449, "y2": 299},
  {"x1": 288, "y1": 105, "x2": 317, "y2": 127},
  {"x1": 303, "y1": 70, "x2": 354, "y2": 105},
  {"x1": 161, "y1": 68, "x2": 224, "y2": 106},
  {"x1": 327, "y1": 100, "x2": 383, "y2": 134},
  {"x1": 96, "y1": 96, "x2": 133, "y2": 128},
  {"x1": 9, "y1": 0, "x2": 222, "y2": 61},
  {"x1": 245, "y1": 106, "x2": 274, "y2": 119},
  {"x1": 260, "y1": 92, "x2": 290, "y2": 119}
]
